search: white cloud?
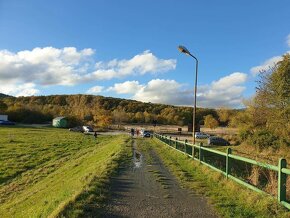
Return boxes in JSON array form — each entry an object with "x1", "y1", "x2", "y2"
[
  {"x1": 109, "y1": 73, "x2": 247, "y2": 108},
  {"x1": 0, "y1": 82, "x2": 39, "y2": 97},
  {"x1": 211, "y1": 72, "x2": 247, "y2": 90},
  {"x1": 0, "y1": 47, "x2": 94, "y2": 86},
  {"x1": 107, "y1": 81, "x2": 143, "y2": 94},
  {"x1": 250, "y1": 34, "x2": 290, "y2": 76},
  {"x1": 250, "y1": 55, "x2": 283, "y2": 76},
  {"x1": 89, "y1": 50, "x2": 176, "y2": 80},
  {"x1": 195, "y1": 72, "x2": 247, "y2": 108},
  {"x1": 0, "y1": 48, "x2": 176, "y2": 91},
  {"x1": 133, "y1": 79, "x2": 187, "y2": 105},
  {"x1": 86, "y1": 85, "x2": 104, "y2": 94}
]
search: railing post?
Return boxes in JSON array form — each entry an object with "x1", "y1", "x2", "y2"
[
  {"x1": 199, "y1": 142, "x2": 203, "y2": 163},
  {"x1": 278, "y1": 158, "x2": 287, "y2": 202},
  {"x1": 192, "y1": 143, "x2": 195, "y2": 159},
  {"x1": 226, "y1": 148, "x2": 232, "y2": 178},
  {"x1": 175, "y1": 137, "x2": 178, "y2": 149},
  {"x1": 169, "y1": 136, "x2": 172, "y2": 146},
  {"x1": 184, "y1": 139, "x2": 187, "y2": 154}
]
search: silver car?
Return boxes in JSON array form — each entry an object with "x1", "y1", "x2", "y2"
[{"x1": 195, "y1": 132, "x2": 209, "y2": 139}]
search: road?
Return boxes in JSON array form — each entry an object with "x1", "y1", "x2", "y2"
[{"x1": 101, "y1": 139, "x2": 218, "y2": 218}]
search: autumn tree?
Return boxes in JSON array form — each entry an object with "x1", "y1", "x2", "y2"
[
  {"x1": 112, "y1": 109, "x2": 128, "y2": 127},
  {"x1": 232, "y1": 54, "x2": 290, "y2": 149},
  {"x1": 135, "y1": 112, "x2": 144, "y2": 123},
  {"x1": 143, "y1": 111, "x2": 152, "y2": 123},
  {"x1": 217, "y1": 107, "x2": 233, "y2": 126},
  {"x1": 204, "y1": 114, "x2": 219, "y2": 129},
  {"x1": 0, "y1": 100, "x2": 8, "y2": 113},
  {"x1": 93, "y1": 109, "x2": 112, "y2": 128}
]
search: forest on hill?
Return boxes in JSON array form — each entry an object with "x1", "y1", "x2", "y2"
[{"x1": 0, "y1": 93, "x2": 238, "y2": 127}]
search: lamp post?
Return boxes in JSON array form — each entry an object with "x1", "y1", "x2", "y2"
[{"x1": 178, "y1": 45, "x2": 198, "y2": 144}]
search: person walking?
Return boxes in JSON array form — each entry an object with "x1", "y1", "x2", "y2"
[
  {"x1": 130, "y1": 128, "x2": 134, "y2": 137},
  {"x1": 94, "y1": 131, "x2": 97, "y2": 139}
]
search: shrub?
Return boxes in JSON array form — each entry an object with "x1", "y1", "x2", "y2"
[
  {"x1": 239, "y1": 128, "x2": 252, "y2": 141},
  {"x1": 249, "y1": 129, "x2": 279, "y2": 150}
]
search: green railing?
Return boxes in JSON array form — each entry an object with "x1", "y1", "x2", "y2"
[{"x1": 154, "y1": 133, "x2": 290, "y2": 210}]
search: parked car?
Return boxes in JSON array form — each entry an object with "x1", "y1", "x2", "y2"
[
  {"x1": 83, "y1": 126, "x2": 93, "y2": 133},
  {"x1": 195, "y1": 132, "x2": 209, "y2": 139},
  {"x1": 142, "y1": 130, "x2": 151, "y2": 138},
  {"x1": 69, "y1": 126, "x2": 83, "y2": 132},
  {"x1": 208, "y1": 136, "x2": 230, "y2": 146},
  {"x1": 69, "y1": 126, "x2": 94, "y2": 133},
  {"x1": 0, "y1": 120, "x2": 15, "y2": 125}
]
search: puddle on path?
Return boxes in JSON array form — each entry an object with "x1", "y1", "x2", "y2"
[{"x1": 132, "y1": 141, "x2": 143, "y2": 169}]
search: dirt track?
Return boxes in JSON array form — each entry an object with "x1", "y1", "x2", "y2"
[{"x1": 102, "y1": 139, "x2": 217, "y2": 218}]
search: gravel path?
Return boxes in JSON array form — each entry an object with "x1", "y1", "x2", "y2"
[{"x1": 102, "y1": 139, "x2": 218, "y2": 218}]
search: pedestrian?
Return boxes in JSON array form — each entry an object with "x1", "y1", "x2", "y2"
[
  {"x1": 94, "y1": 131, "x2": 97, "y2": 139},
  {"x1": 136, "y1": 129, "x2": 140, "y2": 137},
  {"x1": 130, "y1": 128, "x2": 134, "y2": 137}
]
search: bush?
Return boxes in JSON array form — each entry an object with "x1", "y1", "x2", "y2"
[
  {"x1": 249, "y1": 129, "x2": 279, "y2": 150},
  {"x1": 239, "y1": 128, "x2": 252, "y2": 141}
]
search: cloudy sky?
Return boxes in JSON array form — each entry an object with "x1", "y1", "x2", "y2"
[{"x1": 0, "y1": 1, "x2": 289, "y2": 108}]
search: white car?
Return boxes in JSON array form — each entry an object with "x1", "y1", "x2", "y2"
[
  {"x1": 83, "y1": 126, "x2": 94, "y2": 133},
  {"x1": 195, "y1": 132, "x2": 209, "y2": 139}
]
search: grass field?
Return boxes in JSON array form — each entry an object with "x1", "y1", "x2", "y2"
[
  {"x1": 0, "y1": 126, "x2": 130, "y2": 217},
  {"x1": 144, "y1": 138, "x2": 290, "y2": 218}
]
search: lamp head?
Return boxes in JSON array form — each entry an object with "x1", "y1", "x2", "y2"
[{"x1": 178, "y1": 45, "x2": 191, "y2": 56}]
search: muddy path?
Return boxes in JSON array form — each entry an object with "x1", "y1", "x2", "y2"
[{"x1": 100, "y1": 139, "x2": 217, "y2": 218}]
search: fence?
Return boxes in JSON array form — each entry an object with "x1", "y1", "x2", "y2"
[{"x1": 154, "y1": 133, "x2": 290, "y2": 210}]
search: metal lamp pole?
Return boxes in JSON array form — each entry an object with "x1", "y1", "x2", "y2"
[{"x1": 178, "y1": 45, "x2": 198, "y2": 144}]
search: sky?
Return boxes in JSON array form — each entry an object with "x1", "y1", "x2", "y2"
[{"x1": 0, "y1": 0, "x2": 289, "y2": 108}]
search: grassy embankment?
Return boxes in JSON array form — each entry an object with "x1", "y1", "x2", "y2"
[
  {"x1": 140, "y1": 138, "x2": 290, "y2": 218},
  {"x1": 0, "y1": 126, "x2": 131, "y2": 217}
]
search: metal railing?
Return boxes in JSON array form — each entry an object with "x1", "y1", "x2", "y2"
[{"x1": 154, "y1": 133, "x2": 290, "y2": 210}]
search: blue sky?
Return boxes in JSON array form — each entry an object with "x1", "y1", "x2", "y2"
[{"x1": 0, "y1": 0, "x2": 289, "y2": 108}]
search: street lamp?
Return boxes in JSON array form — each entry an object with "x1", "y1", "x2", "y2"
[{"x1": 178, "y1": 45, "x2": 198, "y2": 144}]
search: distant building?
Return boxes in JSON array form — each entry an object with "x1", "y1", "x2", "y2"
[
  {"x1": 52, "y1": 117, "x2": 68, "y2": 128},
  {"x1": 0, "y1": 115, "x2": 8, "y2": 121}
]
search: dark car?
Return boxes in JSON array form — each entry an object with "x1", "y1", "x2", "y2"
[
  {"x1": 142, "y1": 130, "x2": 151, "y2": 138},
  {"x1": 69, "y1": 126, "x2": 83, "y2": 132},
  {"x1": 0, "y1": 120, "x2": 15, "y2": 125},
  {"x1": 208, "y1": 136, "x2": 230, "y2": 146}
]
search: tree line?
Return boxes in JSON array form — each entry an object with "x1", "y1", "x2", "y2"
[{"x1": 0, "y1": 92, "x2": 239, "y2": 128}]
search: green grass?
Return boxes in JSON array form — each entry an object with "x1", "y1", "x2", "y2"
[
  {"x1": 142, "y1": 138, "x2": 290, "y2": 218},
  {"x1": 0, "y1": 126, "x2": 130, "y2": 217}
]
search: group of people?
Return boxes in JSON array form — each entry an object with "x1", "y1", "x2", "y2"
[{"x1": 130, "y1": 128, "x2": 141, "y2": 137}]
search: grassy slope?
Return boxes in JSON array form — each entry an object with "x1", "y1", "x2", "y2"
[
  {"x1": 0, "y1": 126, "x2": 129, "y2": 217},
  {"x1": 58, "y1": 137, "x2": 133, "y2": 217},
  {"x1": 145, "y1": 138, "x2": 290, "y2": 218}
]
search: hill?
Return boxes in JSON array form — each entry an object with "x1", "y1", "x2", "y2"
[
  {"x1": 0, "y1": 93, "x2": 12, "y2": 98},
  {"x1": 0, "y1": 94, "x2": 238, "y2": 126}
]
